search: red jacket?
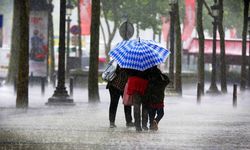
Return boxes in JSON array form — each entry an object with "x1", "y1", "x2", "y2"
[{"x1": 127, "y1": 76, "x2": 148, "y2": 96}]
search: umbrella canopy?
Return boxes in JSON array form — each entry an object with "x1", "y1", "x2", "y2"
[{"x1": 109, "y1": 39, "x2": 170, "y2": 71}]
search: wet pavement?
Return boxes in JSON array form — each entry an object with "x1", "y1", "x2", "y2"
[{"x1": 0, "y1": 83, "x2": 250, "y2": 150}]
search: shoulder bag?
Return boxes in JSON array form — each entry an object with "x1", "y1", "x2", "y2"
[{"x1": 102, "y1": 59, "x2": 117, "y2": 82}]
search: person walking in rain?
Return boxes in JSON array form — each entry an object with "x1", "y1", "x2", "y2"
[
  {"x1": 108, "y1": 38, "x2": 171, "y2": 131},
  {"x1": 106, "y1": 65, "x2": 134, "y2": 128},
  {"x1": 143, "y1": 66, "x2": 170, "y2": 131},
  {"x1": 125, "y1": 68, "x2": 151, "y2": 131}
]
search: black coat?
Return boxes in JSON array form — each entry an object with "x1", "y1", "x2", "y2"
[
  {"x1": 143, "y1": 68, "x2": 170, "y2": 104},
  {"x1": 106, "y1": 65, "x2": 128, "y2": 92}
]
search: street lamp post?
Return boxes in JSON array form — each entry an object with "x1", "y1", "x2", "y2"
[
  {"x1": 47, "y1": 0, "x2": 74, "y2": 105},
  {"x1": 66, "y1": 0, "x2": 74, "y2": 77},
  {"x1": 168, "y1": 0, "x2": 177, "y2": 90},
  {"x1": 207, "y1": 1, "x2": 220, "y2": 94}
]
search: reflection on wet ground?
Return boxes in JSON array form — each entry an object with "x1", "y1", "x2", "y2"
[{"x1": 0, "y1": 84, "x2": 250, "y2": 149}]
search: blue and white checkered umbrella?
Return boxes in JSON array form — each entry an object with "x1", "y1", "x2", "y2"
[{"x1": 109, "y1": 39, "x2": 170, "y2": 71}]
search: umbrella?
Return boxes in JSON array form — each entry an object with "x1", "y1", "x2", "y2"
[{"x1": 109, "y1": 39, "x2": 170, "y2": 71}]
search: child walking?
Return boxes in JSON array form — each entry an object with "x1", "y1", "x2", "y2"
[{"x1": 143, "y1": 67, "x2": 169, "y2": 131}]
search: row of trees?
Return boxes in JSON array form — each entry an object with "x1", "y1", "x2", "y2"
[
  {"x1": 6, "y1": 0, "x2": 249, "y2": 107},
  {"x1": 100, "y1": 0, "x2": 248, "y2": 94},
  {"x1": 8, "y1": 0, "x2": 101, "y2": 106},
  {"x1": 88, "y1": 0, "x2": 250, "y2": 100}
]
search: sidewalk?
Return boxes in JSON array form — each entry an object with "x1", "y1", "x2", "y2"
[{"x1": 0, "y1": 84, "x2": 250, "y2": 150}]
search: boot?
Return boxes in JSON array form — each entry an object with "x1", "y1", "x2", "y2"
[
  {"x1": 150, "y1": 120, "x2": 158, "y2": 131},
  {"x1": 110, "y1": 122, "x2": 117, "y2": 128},
  {"x1": 126, "y1": 122, "x2": 135, "y2": 127}
]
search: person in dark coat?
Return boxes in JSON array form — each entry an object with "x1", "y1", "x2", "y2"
[
  {"x1": 143, "y1": 67, "x2": 170, "y2": 131},
  {"x1": 106, "y1": 65, "x2": 134, "y2": 128}
]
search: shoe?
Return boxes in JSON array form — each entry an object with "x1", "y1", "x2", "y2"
[
  {"x1": 136, "y1": 127, "x2": 142, "y2": 132},
  {"x1": 110, "y1": 122, "x2": 117, "y2": 128},
  {"x1": 126, "y1": 122, "x2": 135, "y2": 127},
  {"x1": 150, "y1": 120, "x2": 158, "y2": 131},
  {"x1": 142, "y1": 125, "x2": 149, "y2": 131}
]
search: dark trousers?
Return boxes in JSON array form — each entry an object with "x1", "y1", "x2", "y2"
[
  {"x1": 148, "y1": 107, "x2": 164, "y2": 126},
  {"x1": 109, "y1": 86, "x2": 133, "y2": 123},
  {"x1": 133, "y1": 94, "x2": 148, "y2": 128}
]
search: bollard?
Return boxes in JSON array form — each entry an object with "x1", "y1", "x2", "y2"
[
  {"x1": 70, "y1": 77, "x2": 74, "y2": 97},
  {"x1": 197, "y1": 82, "x2": 201, "y2": 104},
  {"x1": 53, "y1": 78, "x2": 56, "y2": 87},
  {"x1": 14, "y1": 76, "x2": 17, "y2": 94},
  {"x1": 52, "y1": 73, "x2": 56, "y2": 87},
  {"x1": 233, "y1": 84, "x2": 237, "y2": 108},
  {"x1": 41, "y1": 77, "x2": 45, "y2": 96}
]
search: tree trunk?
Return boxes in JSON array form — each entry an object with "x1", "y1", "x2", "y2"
[
  {"x1": 197, "y1": 0, "x2": 205, "y2": 95},
  {"x1": 174, "y1": 2, "x2": 182, "y2": 95},
  {"x1": 6, "y1": 0, "x2": 21, "y2": 84},
  {"x1": 103, "y1": 17, "x2": 117, "y2": 62},
  {"x1": 48, "y1": 0, "x2": 55, "y2": 83},
  {"x1": 153, "y1": 26, "x2": 156, "y2": 40},
  {"x1": 105, "y1": 40, "x2": 111, "y2": 62},
  {"x1": 103, "y1": 26, "x2": 117, "y2": 62},
  {"x1": 168, "y1": 9, "x2": 175, "y2": 89},
  {"x1": 218, "y1": 0, "x2": 227, "y2": 93},
  {"x1": 77, "y1": 0, "x2": 82, "y2": 58},
  {"x1": 240, "y1": 0, "x2": 249, "y2": 91},
  {"x1": 88, "y1": 0, "x2": 100, "y2": 102},
  {"x1": 158, "y1": 32, "x2": 161, "y2": 43},
  {"x1": 101, "y1": 2, "x2": 118, "y2": 62},
  {"x1": 16, "y1": 0, "x2": 29, "y2": 108}
]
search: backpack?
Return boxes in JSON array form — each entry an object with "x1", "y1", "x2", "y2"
[{"x1": 143, "y1": 70, "x2": 170, "y2": 104}]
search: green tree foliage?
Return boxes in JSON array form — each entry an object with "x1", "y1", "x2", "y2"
[
  {"x1": 123, "y1": 0, "x2": 169, "y2": 37},
  {"x1": 203, "y1": 0, "x2": 243, "y2": 37},
  {"x1": 100, "y1": 0, "x2": 169, "y2": 59},
  {"x1": 100, "y1": 0, "x2": 244, "y2": 53},
  {"x1": 100, "y1": 0, "x2": 122, "y2": 61},
  {"x1": 223, "y1": 0, "x2": 243, "y2": 37}
]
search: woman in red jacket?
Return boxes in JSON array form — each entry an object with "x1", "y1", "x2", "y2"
[{"x1": 125, "y1": 68, "x2": 152, "y2": 131}]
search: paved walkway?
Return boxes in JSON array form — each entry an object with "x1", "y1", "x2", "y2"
[{"x1": 0, "y1": 84, "x2": 250, "y2": 150}]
